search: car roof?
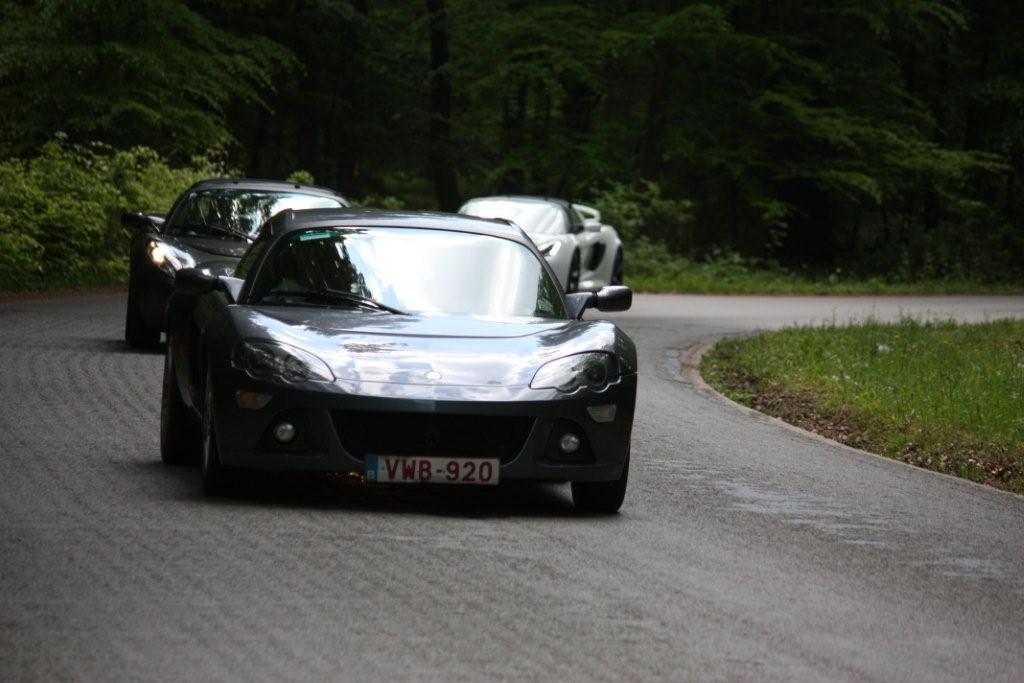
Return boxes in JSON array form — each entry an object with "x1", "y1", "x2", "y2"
[
  {"x1": 185, "y1": 177, "x2": 346, "y2": 202},
  {"x1": 463, "y1": 194, "x2": 575, "y2": 211},
  {"x1": 266, "y1": 208, "x2": 530, "y2": 243}
]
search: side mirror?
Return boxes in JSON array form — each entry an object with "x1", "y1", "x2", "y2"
[
  {"x1": 566, "y1": 286, "x2": 632, "y2": 319},
  {"x1": 174, "y1": 268, "x2": 218, "y2": 296},
  {"x1": 593, "y1": 285, "x2": 632, "y2": 312},
  {"x1": 583, "y1": 219, "x2": 602, "y2": 233},
  {"x1": 121, "y1": 211, "x2": 160, "y2": 233}
]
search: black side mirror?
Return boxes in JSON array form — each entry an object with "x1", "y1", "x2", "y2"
[
  {"x1": 175, "y1": 268, "x2": 218, "y2": 296},
  {"x1": 593, "y1": 285, "x2": 632, "y2": 312},
  {"x1": 121, "y1": 211, "x2": 160, "y2": 232},
  {"x1": 566, "y1": 286, "x2": 633, "y2": 319}
]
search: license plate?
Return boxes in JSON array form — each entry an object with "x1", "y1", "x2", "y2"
[{"x1": 366, "y1": 455, "x2": 499, "y2": 485}]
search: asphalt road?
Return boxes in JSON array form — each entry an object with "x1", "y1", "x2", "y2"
[{"x1": 2, "y1": 292, "x2": 1023, "y2": 682}]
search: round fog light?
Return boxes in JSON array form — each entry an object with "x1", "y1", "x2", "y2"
[
  {"x1": 273, "y1": 422, "x2": 296, "y2": 443},
  {"x1": 559, "y1": 433, "x2": 581, "y2": 454}
]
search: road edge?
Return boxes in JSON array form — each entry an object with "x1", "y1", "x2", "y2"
[{"x1": 679, "y1": 338, "x2": 1024, "y2": 499}]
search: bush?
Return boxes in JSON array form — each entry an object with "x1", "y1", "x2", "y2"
[
  {"x1": 586, "y1": 181, "x2": 693, "y2": 250},
  {"x1": 0, "y1": 137, "x2": 226, "y2": 290}
]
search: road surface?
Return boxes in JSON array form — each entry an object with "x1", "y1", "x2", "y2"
[{"x1": 1, "y1": 293, "x2": 1023, "y2": 681}]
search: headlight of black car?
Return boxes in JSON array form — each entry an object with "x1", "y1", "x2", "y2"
[
  {"x1": 232, "y1": 340, "x2": 335, "y2": 383},
  {"x1": 147, "y1": 239, "x2": 196, "y2": 275},
  {"x1": 530, "y1": 352, "x2": 618, "y2": 393}
]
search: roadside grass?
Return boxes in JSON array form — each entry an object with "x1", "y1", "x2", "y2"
[
  {"x1": 627, "y1": 271, "x2": 1023, "y2": 295},
  {"x1": 625, "y1": 238, "x2": 1023, "y2": 294},
  {"x1": 701, "y1": 318, "x2": 1024, "y2": 493}
]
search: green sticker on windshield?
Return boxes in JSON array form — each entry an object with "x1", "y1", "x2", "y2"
[{"x1": 297, "y1": 230, "x2": 336, "y2": 241}]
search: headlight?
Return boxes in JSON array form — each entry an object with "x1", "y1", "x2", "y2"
[
  {"x1": 530, "y1": 352, "x2": 618, "y2": 393},
  {"x1": 148, "y1": 240, "x2": 196, "y2": 274},
  {"x1": 232, "y1": 340, "x2": 334, "y2": 383},
  {"x1": 537, "y1": 240, "x2": 561, "y2": 258}
]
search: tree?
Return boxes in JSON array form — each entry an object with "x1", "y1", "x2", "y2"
[{"x1": 0, "y1": 0, "x2": 292, "y2": 159}]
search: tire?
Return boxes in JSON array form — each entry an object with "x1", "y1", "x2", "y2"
[
  {"x1": 571, "y1": 454, "x2": 629, "y2": 514},
  {"x1": 611, "y1": 249, "x2": 624, "y2": 286},
  {"x1": 160, "y1": 346, "x2": 201, "y2": 465},
  {"x1": 201, "y1": 369, "x2": 235, "y2": 496},
  {"x1": 125, "y1": 283, "x2": 160, "y2": 348},
  {"x1": 566, "y1": 251, "x2": 581, "y2": 293}
]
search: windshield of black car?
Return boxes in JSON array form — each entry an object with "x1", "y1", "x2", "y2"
[
  {"x1": 249, "y1": 227, "x2": 566, "y2": 319},
  {"x1": 165, "y1": 190, "x2": 345, "y2": 240},
  {"x1": 460, "y1": 199, "x2": 567, "y2": 236}
]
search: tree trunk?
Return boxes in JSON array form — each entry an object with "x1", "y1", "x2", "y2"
[
  {"x1": 638, "y1": 0, "x2": 671, "y2": 181},
  {"x1": 426, "y1": 0, "x2": 461, "y2": 210}
]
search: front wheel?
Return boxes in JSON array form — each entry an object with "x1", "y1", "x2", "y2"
[
  {"x1": 125, "y1": 283, "x2": 160, "y2": 348},
  {"x1": 201, "y1": 369, "x2": 235, "y2": 495},
  {"x1": 571, "y1": 454, "x2": 629, "y2": 514},
  {"x1": 160, "y1": 345, "x2": 200, "y2": 465},
  {"x1": 566, "y1": 251, "x2": 581, "y2": 293}
]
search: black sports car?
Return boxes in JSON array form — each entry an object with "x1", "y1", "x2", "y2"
[
  {"x1": 162, "y1": 209, "x2": 637, "y2": 512},
  {"x1": 122, "y1": 178, "x2": 348, "y2": 347}
]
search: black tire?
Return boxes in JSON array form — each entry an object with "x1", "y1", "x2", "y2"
[
  {"x1": 160, "y1": 346, "x2": 201, "y2": 465},
  {"x1": 571, "y1": 454, "x2": 629, "y2": 514},
  {"x1": 125, "y1": 284, "x2": 160, "y2": 348},
  {"x1": 611, "y1": 249, "x2": 624, "y2": 286},
  {"x1": 201, "y1": 369, "x2": 235, "y2": 496},
  {"x1": 566, "y1": 251, "x2": 581, "y2": 293}
]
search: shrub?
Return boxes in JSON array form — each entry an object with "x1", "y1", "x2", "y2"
[
  {"x1": 586, "y1": 181, "x2": 693, "y2": 250},
  {"x1": 0, "y1": 138, "x2": 226, "y2": 290}
]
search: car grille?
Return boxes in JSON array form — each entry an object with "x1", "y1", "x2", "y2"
[{"x1": 331, "y1": 411, "x2": 533, "y2": 463}]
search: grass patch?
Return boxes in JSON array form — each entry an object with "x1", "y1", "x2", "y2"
[
  {"x1": 701, "y1": 318, "x2": 1024, "y2": 493},
  {"x1": 625, "y1": 239, "x2": 1023, "y2": 294}
]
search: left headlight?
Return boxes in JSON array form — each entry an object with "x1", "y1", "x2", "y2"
[
  {"x1": 530, "y1": 352, "x2": 618, "y2": 394},
  {"x1": 232, "y1": 340, "x2": 335, "y2": 383},
  {"x1": 148, "y1": 240, "x2": 196, "y2": 275}
]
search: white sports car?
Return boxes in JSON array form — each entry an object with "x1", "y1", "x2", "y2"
[{"x1": 459, "y1": 196, "x2": 623, "y2": 292}]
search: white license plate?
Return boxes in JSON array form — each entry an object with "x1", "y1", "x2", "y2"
[{"x1": 366, "y1": 455, "x2": 499, "y2": 485}]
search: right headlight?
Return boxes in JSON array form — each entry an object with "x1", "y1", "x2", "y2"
[
  {"x1": 530, "y1": 352, "x2": 618, "y2": 393},
  {"x1": 232, "y1": 339, "x2": 334, "y2": 383}
]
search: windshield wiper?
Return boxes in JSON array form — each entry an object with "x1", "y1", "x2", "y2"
[
  {"x1": 261, "y1": 289, "x2": 407, "y2": 315},
  {"x1": 181, "y1": 222, "x2": 250, "y2": 241}
]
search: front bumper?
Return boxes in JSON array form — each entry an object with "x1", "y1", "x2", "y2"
[{"x1": 210, "y1": 369, "x2": 636, "y2": 483}]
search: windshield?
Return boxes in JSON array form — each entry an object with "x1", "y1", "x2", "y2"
[
  {"x1": 460, "y1": 199, "x2": 567, "y2": 236},
  {"x1": 249, "y1": 227, "x2": 566, "y2": 319},
  {"x1": 166, "y1": 190, "x2": 345, "y2": 240}
]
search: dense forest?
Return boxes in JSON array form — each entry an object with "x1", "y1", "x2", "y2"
[{"x1": 1, "y1": 0, "x2": 1022, "y2": 286}]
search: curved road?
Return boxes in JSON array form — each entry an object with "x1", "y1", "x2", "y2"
[{"x1": 1, "y1": 292, "x2": 1023, "y2": 681}]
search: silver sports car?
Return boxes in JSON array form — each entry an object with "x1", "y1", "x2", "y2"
[{"x1": 162, "y1": 208, "x2": 638, "y2": 512}]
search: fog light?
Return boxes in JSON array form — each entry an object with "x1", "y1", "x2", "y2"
[
  {"x1": 236, "y1": 390, "x2": 272, "y2": 410},
  {"x1": 273, "y1": 422, "x2": 297, "y2": 443},
  {"x1": 586, "y1": 404, "x2": 617, "y2": 423},
  {"x1": 559, "y1": 433, "x2": 581, "y2": 454}
]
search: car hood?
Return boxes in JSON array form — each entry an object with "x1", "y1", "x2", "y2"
[
  {"x1": 229, "y1": 306, "x2": 625, "y2": 388},
  {"x1": 163, "y1": 234, "x2": 249, "y2": 260}
]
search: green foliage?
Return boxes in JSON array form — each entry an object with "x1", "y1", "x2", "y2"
[
  {"x1": 1, "y1": 0, "x2": 1023, "y2": 287},
  {"x1": 0, "y1": 0, "x2": 293, "y2": 159},
  {"x1": 587, "y1": 181, "x2": 692, "y2": 247},
  {"x1": 0, "y1": 138, "x2": 224, "y2": 290},
  {"x1": 703, "y1": 319, "x2": 1024, "y2": 492},
  {"x1": 285, "y1": 170, "x2": 316, "y2": 185}
]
